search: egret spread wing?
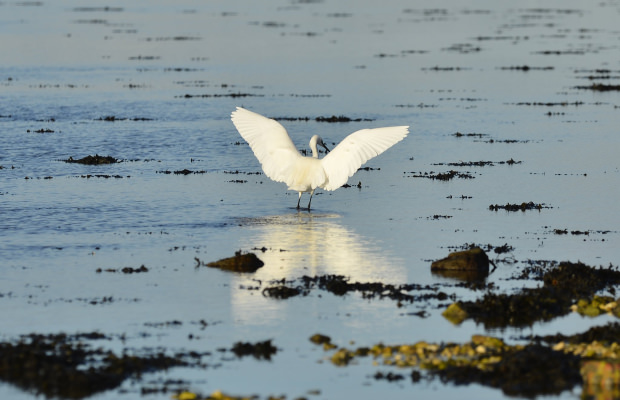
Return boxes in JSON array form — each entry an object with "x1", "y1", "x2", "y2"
[
  {"x1": 231, "y1": 107, "x2": 301, "y2": 183},
  {"x1": 320, "y1": 126, "x2": 409, "y2": 191}
]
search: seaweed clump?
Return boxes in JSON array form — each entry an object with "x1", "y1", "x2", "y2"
[
  {"x1": 261, "y1": 274, "x2": 448, "y2": 305},
  {"x1": 63, "y1": 155, "x2": 118, "y2": 165},
  {"x1": 0, "y1": 333, "x2": 186, "y2": 399},
  {"x1": 488, "y1": 201, "x2": 550, "y2": 211},
  {"x1": 311, "y1": 334, "x2": 583, "y2": 397},
  {"x1": 443, "y1": 262, "x2": 620, "y2": 328},
  {"x1": 406, "y1": 170, "x2": 475, "y2": 180},
  {"x1": 231, "y1": 340, "x2": 277, "y2": 360},
  {"x1": 434, "y1": 344, "x2": 581, "y2": 397}
]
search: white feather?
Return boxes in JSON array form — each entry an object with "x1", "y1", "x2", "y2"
[{"x1": 231, "y1": 107, "x2": 408, "y2": 208}]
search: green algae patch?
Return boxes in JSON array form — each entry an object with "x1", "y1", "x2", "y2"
[
  {"x1": 443, "y1": 262, "x2": 620, "y2": 328},
  {"x1": 199, "y1": 251, "x2": 264, "y2": 273}
]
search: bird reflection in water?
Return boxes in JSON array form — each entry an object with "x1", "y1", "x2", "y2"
[{"x1": 229, "y1": 213, "x2": 406, "y2": 324}]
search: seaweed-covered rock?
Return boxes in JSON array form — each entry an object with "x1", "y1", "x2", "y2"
[
  {"x1": 435, "y1": 345, "x2": 582, "y2": 397},
  {"x1": 444, "y1": 262, "x2": 620, "y2": 328},
  {"x1": 201, "y1": 252, "x2": 264, "y2": 273},
  {"x1": 431, "y1": 247, "x2": 489, "y2": 273}
]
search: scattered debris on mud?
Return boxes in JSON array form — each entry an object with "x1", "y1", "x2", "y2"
[
  {"x1": 197, "y1": 251, "x2": 264, "y2": 273},
  {"x1": 62, "y1": 154, "x2": 118, "y2": 165}
]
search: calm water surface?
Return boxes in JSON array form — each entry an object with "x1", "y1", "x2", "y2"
[{"x1": 1, "y1": 0, "x2": 620, "y2": 399}]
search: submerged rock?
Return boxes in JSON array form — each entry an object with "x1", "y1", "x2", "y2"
[
  {"x1": 202, "y1": 252, "x2": 264, "y2": 273},
  {"x1": 431, "y1": 247, "x2": 490, "y2": 273}
]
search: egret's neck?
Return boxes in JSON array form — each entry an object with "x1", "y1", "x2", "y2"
[
  {"x1": 309, "y1": 135, "x2": 321, "y2": 158},
  {"x1": 311, "y1": 145, "x2": 319, "y2": 158}
]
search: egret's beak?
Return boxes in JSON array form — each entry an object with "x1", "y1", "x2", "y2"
[{"x1": 321, "y1": 142, "x2": 330, "y2": 153}]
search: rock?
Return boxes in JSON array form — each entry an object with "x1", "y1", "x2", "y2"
[
  {"x1": 442, "y1": 302, "x2": 469, "y2": 325},
  {"x1": 309, "y1": 334, "x2": 332, "y2": 345},
  {"x1": 431, "y1": 247, "x2": 489, "y2": 272},
  {"x1": 581, "y1": 360, "x2": 620, "y2": 398},
  {"x1": 205, "y1": 252, "x2": 264, "y2": 273}
]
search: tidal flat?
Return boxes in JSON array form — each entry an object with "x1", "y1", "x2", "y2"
[{"x1": 1, "y1": 1, "x2": 620, "y2": 399}]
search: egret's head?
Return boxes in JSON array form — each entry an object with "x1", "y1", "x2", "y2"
[{"x1": 310, "y1": 135, "x2": 330, "y2": 154}]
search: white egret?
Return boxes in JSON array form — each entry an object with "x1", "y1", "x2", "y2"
[{"x1": 231, "y1": 107, "x2": 408, "y2": 210}]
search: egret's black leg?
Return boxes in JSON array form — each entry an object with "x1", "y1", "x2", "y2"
[
  {"x1": 296, "y1": 192, "x2": 302, "y2": 209},
  {"x1": 307, "y1": 190, "x2": 314, "y2": 210}
]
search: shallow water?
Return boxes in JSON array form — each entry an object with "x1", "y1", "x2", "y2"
[{"x1": 1, "y1": 0, "x2": 620, "y2": 399}]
